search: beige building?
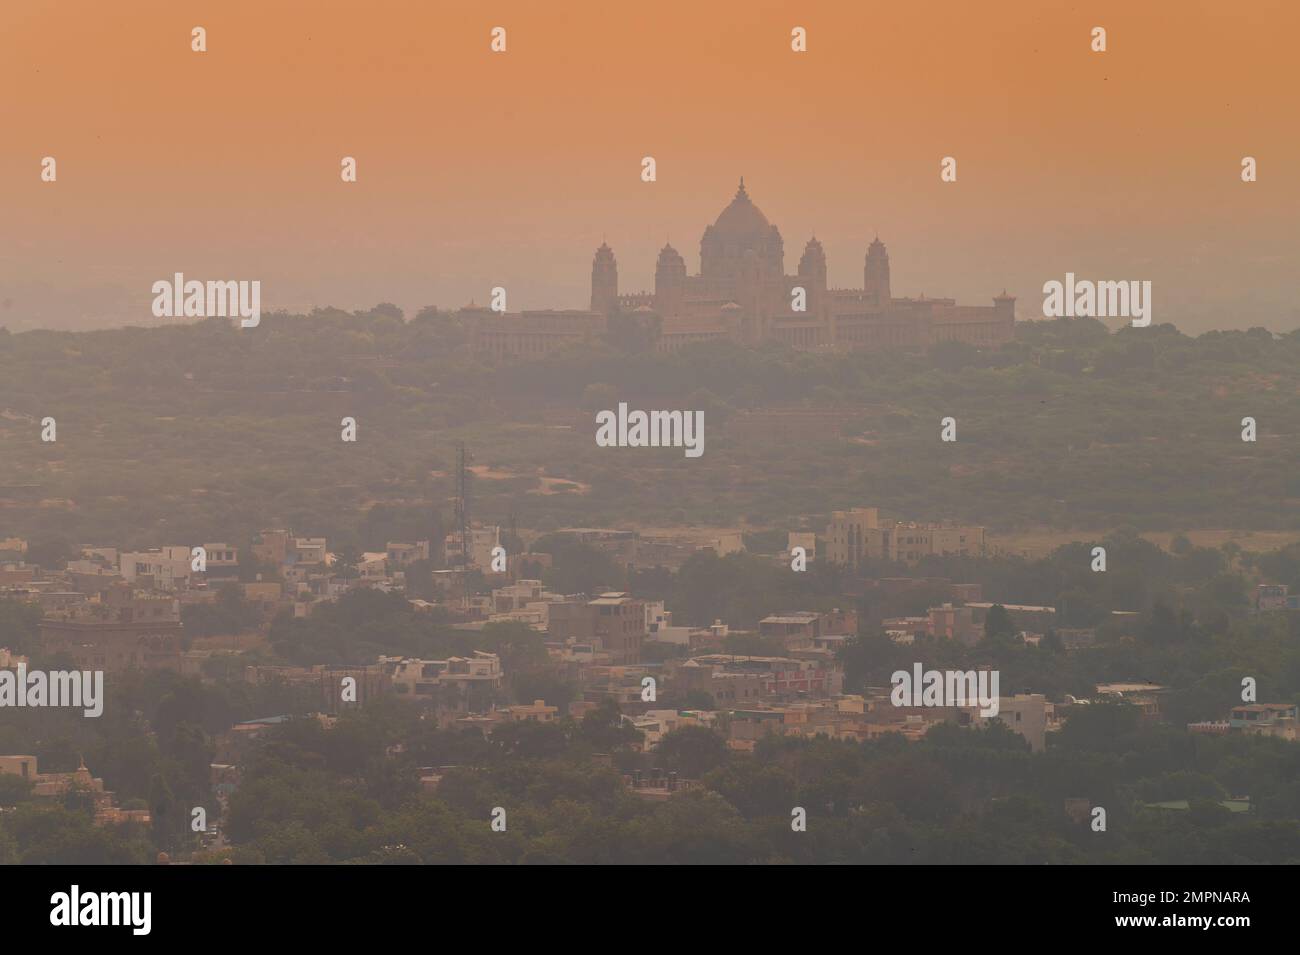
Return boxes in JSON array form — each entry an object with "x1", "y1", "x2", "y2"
[
  {"x1": 381, "y1": 651, "x2": 503, "y2": 706},
  {"x1": 201, "y1": 542, "x2": 240, "y2": 580},
  {"x1": 507, "y1": 699, "x2": 559, "y2": 722},
  {"x1": 710, "y1": 532, "x2": 745, "y2": 556},
  {"x1": 386, "y1": 541, "x2": 430, "y2": 566},
  {"x1": 1230, "y1": 703, "x2": 1299, "y2": 740},
  {"x1": 39, "y1": 585, "x2": 183, "y2": 672},
  {"x1": 0, "y1": 756, "x2": 150, "y2": 826},
  {"x1": 672, "y1": 653, "x2": 843, "y2": 702},
  {"x1": 469, "y1": 308, "x2": 606, "y2": 361},
  {"x1": 294, "y1": 537, "x2": 328, "y2": 565},
  {"x1": 463, "y1": 181, "x2": 1015, "y2": 359},
  {"x1": 118, "y1": 546, "x2": 192, "y2": 590},
  {"x1": 958, "y1": 694, "x2": 1049, "y2": 752},
  {"x1": 598, "y1": 181, "x2": 1015, "y2": 353},
  {"x1": 589, "y1": 593, "x2": 647, "y2": 665},
  {"x1": 826, "y1": 508, "x2": 985, "y2": 567},
  {"x1": 787, "y1": 531, "x2": 817, "y2": 561},
  {"x1": 889, "y1": 523, "x2": 985, "y2": 562},
  {"x1": 826, "y1": 507, "x2": 882, "y2": 567}
]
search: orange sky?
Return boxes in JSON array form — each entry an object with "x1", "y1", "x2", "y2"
[{"x1": 2, "y1": 0, "x2": 1297, "y2": 331}]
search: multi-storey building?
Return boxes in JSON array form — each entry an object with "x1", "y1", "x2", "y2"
[
  {"x1": 118, "y1": 546, "x2": 192, "y2": 590},
  {"x1": 672, "y1": 653, "x2": 843, "y2": 703},
  {"x1": 928, "y1": 603, "x2": 977, "y2": 645},
  {"x1": 545, "y1": 592, "x2": 647, "y2": 664},
  {"x1": 826, "y1": 508, "x2": 985, "y2": 567},
  {"x1": 588, "y1": 592, "x2": 646, "y2": 665},
  {"x1": 201, "y1": 542, "x2": 240, "y2": 581},
  {"x1": 385, "y1": 540, "x2": 430, "y2": 567},
  {"x1": 758, "y1": 610, "x2": 857, "y2": 651},
  {"x1": 1229, "y1": 703, "x2": 1299, "y2": 740},
  {"x1": 380, "y1": 651, "x2": 502, "y2": 707},
  {"x1": 39, "y1": 584, "x2": 183, "y2": 672}
]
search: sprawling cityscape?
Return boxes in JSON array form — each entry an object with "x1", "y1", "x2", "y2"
[{"x1": 2, "y1": 2, "x2": 1295, "y2": 937}]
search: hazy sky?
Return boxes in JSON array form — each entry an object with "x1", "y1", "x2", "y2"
[{"x1": 3, "y1": 0, "x2": 1297, "y2": 333}]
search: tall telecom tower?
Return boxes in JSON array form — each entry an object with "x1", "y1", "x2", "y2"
[
  {"x1": 453, "y1": 443, "x2": 473, "y2": 610},
  {"x1": 454, "y1": 443, "x2": 471, "y2": 570}
]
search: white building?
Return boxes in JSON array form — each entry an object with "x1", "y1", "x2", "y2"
[
  {"x1": 646, "y1": 604, "x2": 692, "y2": 645},
  {"x1": 381, "y1": 651, "x2": 503, "y2": 701},
  {"x1": 293, "y1": 538, "x2": 328, "y2": 565},
  {"x1": 119, "y1": 546, "x2": 192, "y2": 590}
]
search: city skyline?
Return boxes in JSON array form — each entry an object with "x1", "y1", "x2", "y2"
[
  {"x1": 3, "y1": 0, "x2": 1297, "y2": 333},
  {"x1": 1, "y1": 0, "x2": 1297, "y2": 886}
]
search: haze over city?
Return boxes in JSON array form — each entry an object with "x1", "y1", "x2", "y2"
[
  {"x1": 3, "y1": 0, "x2": 1297, "y2": 333},
  {"x1": 1, "y1": 0, "x2": 1298, "y2": 911}
]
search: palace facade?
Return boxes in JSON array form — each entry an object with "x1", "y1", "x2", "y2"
[{"x1": 469, "y1": 179, "x2": 1015, "y2": 359}]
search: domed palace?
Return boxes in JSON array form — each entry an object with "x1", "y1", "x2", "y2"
[{"x1": 468, "y1": 179, "x2": 1015, "y2": 360}]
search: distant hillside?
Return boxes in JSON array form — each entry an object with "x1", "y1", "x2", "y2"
[{"x1": 0, "y1": 311, "x2": 1296, "y2": 549}]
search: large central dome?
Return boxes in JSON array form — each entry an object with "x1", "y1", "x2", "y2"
[
  {"x1": 700, "y1": 177, "x2": 785, "y2": 282},
  {"x1": 712, "y1": 177, "x2": 771, "y2": 238}
]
